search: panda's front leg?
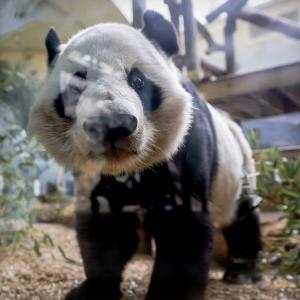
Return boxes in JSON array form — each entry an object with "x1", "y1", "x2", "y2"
[
  {"x1": 65, "y1": 211, "x2": 139, "y2": 300},
  {"x1": 145, "y1": 207, "x2": 212, "y2": 300},
  {"x1": 65, "y1": 174, "x2": 139, "y2": 300}
]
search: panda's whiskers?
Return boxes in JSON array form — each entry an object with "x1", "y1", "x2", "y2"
[
  {"x1": 135, "y1": 155, "x2": 157, "y2": 173},
  {"x1": 147, "y1": 139, "x2": 165, "y2": 158}
]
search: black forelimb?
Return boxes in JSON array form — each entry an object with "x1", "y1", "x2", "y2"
[
  {"x1": 145, "y1": 207, "x2": 213, "y2": 300},
  {"x1": 65, "y1": 211, "x2": 139, "y2": 300}
]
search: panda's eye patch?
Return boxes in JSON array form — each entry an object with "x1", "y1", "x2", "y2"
[
  {"x1": 74, "y1": 71, "x2": 87, "y2": 80},
  {"x1": 127, "y1": 67, "x2": 162, "y2": 113},
  {"x1": 128, "y1": 68, "x2": 145, "y2": 90},
  {"x1": 69, "y1": 71, "x2": 87, "y2": 93}
]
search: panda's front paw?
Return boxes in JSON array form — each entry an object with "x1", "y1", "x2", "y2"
[
  {"x1": 65, "y1": 279, "x2": 122, "y2": 300},
  {"x1": 223, "y1": 259, "x2": 261, "y2": 284}
]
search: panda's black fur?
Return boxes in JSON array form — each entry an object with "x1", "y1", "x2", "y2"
[{"x1": 31, "y1": 10, "x2": 262, "y2": 300}]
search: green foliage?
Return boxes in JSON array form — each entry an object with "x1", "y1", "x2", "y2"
[
  {"x1": 0, "y1": 62, "x2": 44, "y2": 247},
  {"x1": 257, "y1": 147, "x2": 300, "y2": 209},
  {"x1": 256, "y1": 147, "x2": 300, "y2": 284},
  {"x1": 0, "y1": 118, "x2": 43, "y2": 247},
  {"x1": 247, "y1": 128, "x2": 261, "y2": 150},
  {"x1": 0, "y1": 62, "x2": 40, "y2": 130}
]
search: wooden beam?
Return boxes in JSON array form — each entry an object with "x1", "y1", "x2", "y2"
[
  {"x1": 256, "y1": 91, "x2": 285, "y2": 114},
  {"x1": 198, "y1": 61, "x2": 300, "y2": 100},
  {"x1": 239, "y1": 9, "x2": 300, "y2": 40},
  {"x1": 277, "y1": 86, "x2": 300, "y2": 108},
  {"x1": 132, "y1": 0, "x2": 146, "y2": 29},
  {"x1": 206, "y1": 0, "x2": 248, "y2": 23},
  {"x1": 216, "y1": 95, "x2": 261, "y2": 119},
  {"x1": 268, "y1": 89, "x2": 300, "y2": 112},
  {"x1": 196, "y1": 21, "x2": 224, "y2": 54}
]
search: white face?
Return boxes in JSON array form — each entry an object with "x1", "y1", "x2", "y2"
[{"x1": 30, "y1": 23, "x2": 192, "y2": 176}]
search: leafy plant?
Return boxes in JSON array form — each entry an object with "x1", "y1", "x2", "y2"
[
  {"x1": 255, "y1": 147, "x2": 300, "y2": 284},
  {"x1": 0, "y1": 62, "x2": 44, "y2": 247},
  {"x1": 0, "y1": 61, "x2": 40, "y2": 130},
  {"x1": 0, "y1": 117, "x2": 44, "y2": 247}
]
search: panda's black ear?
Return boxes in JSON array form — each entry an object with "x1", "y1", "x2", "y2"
[
  {"x1": 45, "y1": 28, "x2": 61, "y2": 66},
  {"x1": 142, "y1": 10, "x2": 179, "y2": 56}
]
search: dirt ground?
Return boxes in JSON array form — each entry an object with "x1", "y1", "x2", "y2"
[{"x1": 0, "y1": 223, "x2": 299, "y2": 300}]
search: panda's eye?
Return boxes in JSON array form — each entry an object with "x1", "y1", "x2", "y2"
[
  {"x1": 74, "y1": 71, "x2": 87, "y2": 80},
  {"x1": 128, "y1": 68, "x2": 145, "y2": 90}
]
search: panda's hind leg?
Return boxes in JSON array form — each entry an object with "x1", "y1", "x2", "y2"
[
  {"x1": 222, "y1": 198, "x2": 262, "y2": 284},
  {"x1": 65, "y1": 211, "x2": 139, "y2": 300}
]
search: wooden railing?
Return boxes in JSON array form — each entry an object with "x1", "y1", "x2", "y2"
[{"x1": 132, "y1": 0, "x2": 300, "y2": 79}]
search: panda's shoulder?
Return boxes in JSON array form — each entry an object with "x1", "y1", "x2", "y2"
[
  {"x1": 180, "y1": 77, "x2": 215, "y2": 132},
  {"x1": 177, "y1": 77, "x2": 218, "y2": 176}
]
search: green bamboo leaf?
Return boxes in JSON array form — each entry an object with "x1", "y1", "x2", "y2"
[
  {"x1": 58, "y1": 246, "x2": 82, "y2": 266},
  {"x1": 33, "y1": 239, "x2": 42, "y2": 257}
]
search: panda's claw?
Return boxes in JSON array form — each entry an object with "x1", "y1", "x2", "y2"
[{"x1": 223, "y1": 260, "x2": 262, "y2": 284}]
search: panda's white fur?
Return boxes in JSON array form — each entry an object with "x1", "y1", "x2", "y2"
[
  {"x1": 30, "y1": 20, "x2": 255, "y2": 228},
  {"x1": 208, "y1": 104, "x2": 256, "y2": 227},
  {"x1": 31, "y1": 23, "x2": 193, "y2": 176}
]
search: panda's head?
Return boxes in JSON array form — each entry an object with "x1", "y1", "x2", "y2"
[{"x1": 30, "y1": 11, "x2": 192, "y2": 176}]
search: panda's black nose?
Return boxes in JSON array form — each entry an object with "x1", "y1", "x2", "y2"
[{"x1": 83, "y1": 113, "x2": 137, "y2": 145}]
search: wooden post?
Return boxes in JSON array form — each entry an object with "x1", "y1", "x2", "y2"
[
  {"x1": 132, "y1": 0, "x2": 146, "y2": 29},
  {"x1": 224, "y1": 18, "x2": 237, "y2": 73},
  {"x1": 181, "y1": 0, "x2": 202, "y2": 81},
  {"x1": 164, "y1": 0, "x2": 180, "y2": 33},
  {"x1": 165, "y1": 0, "x2": 183, "y2": 69},
  {"x1": 205, "y1": 0, "x2": 248, "y2": 74}
]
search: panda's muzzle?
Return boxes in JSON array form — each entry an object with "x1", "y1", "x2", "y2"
[{"x1": 83, "y1": 113, "x2": 138, "y2": 147}]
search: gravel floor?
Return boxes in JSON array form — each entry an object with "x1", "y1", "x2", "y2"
[{"x1": 0, "y1": 223, "x2": 299, "y2": 300}]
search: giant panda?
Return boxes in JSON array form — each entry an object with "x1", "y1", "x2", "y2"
[{"x1": 30, "y1": 11, "x2": 262, "y2": 300}]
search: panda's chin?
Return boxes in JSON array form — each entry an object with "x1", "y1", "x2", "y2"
[
  {"x1": 84, "y1": 149, "x2": 138, "y2": 176},
  {"x1": 101, "y1": 157, "x2": 139, "y2": 176}
]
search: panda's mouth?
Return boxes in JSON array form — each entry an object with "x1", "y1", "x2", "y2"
[{"x1": 103, "y1": 147, "x2": 139, "y2": 160}]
